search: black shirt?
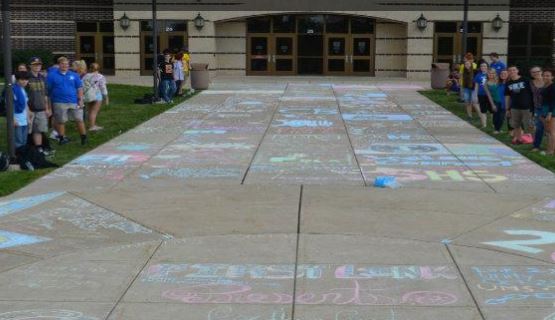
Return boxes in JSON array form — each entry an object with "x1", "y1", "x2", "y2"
[
  {"x1": 543, "y1": 83, "x2": 555, "y2": 114},
  {"x1": 159, "y1": 62, "x2": 174, "y2": 80},
  {"x1": 505, "y1": 78, "x2": 534, "y2": 111}
]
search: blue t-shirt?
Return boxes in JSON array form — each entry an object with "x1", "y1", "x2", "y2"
[
  {"x1": 47, "y1": 69, "x2": 82, "y2": 104},
  {"x1": 12, "y1": 84, "x2": 28, "y2": 126},
  {"x1": 491, "y1": 61, "x2": 506, "y2": 75},
  {"x1": 474, "y1": 72, "x2": 488, "y2": 96}
]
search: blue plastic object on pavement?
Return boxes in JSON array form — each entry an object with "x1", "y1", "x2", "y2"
[{"x1": 374, "y1": 176, "x2": 398, "y2": 188}]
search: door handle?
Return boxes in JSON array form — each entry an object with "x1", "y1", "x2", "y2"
[
  {"x1": 345, "y1": 55, "x2": 348, "y2": 62},
  {"x1": 272, "y1": 55, "x2": 276, "y2": 63},
  {"x1": 267, "y1": 55, "x2": 271, "y2": 62}
]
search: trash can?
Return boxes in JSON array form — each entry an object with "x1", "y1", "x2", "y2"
[
  {"x1": 190, "y1": 63, "x2": 210, "y2": 90},
  {"x1": 430, "y1": 63, "x2": 450, "y2": 89}
]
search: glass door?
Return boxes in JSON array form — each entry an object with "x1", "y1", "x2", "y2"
[
  {"x1": 76, "y1": 34, "x2": 96, "y2": 68},
  {"x1": 273, "y1": 35, "x2": 296, "y2": 75},
  {"x1": 351, "y1": 36, "x2": 374, "y2": 75},
  {"x1": 248, "y1": 35, "x2": 271, "y2": 75},
  {"x1": 325, "y1": 35, "x2": 348, "y2": 74},
  {"x1": 101, "y1": 34, "x2": 115, "y2": 75},
  {"x1": 140, "y1": 35, "x2": 160, "y2": 75},
  {"x1": 434, "y1": 34, "x2": 456, "y2": 64}
]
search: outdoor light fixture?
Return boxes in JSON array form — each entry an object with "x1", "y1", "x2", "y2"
[
  {"x1": 120, "y1": 12, "x2": 130, "y2": 30},
  {"x1": 416, "y1": 13, "x2": 428, "y2": 31},
  {"x1": 492, "y1": 14, "x2": 503, "y2": 32},
  {"x1": 194, "y1": 13, "x2": 205, "y2": 30}
]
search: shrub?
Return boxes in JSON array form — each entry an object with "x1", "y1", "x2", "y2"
[{"x1": 0, "y1": 49, "x2": 54, "y2": 70}]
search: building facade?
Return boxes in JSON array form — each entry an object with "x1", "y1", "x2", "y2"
[{"x1": 7, "y1": 1, "x2": 553, "y2": 80}]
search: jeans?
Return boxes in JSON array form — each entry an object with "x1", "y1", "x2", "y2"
[
  {"x1": 14, "y1": 125, "x2": 28, "y2": 148},
  {"x1": 534, "y1": 115, "x2": 545, "y2": 148},
  {"x1": 160, "y1": 79, "x2": 177, "y2": 103},
  {"x1": 493, "y1": 108, "x2": 505, "y2": 131}
]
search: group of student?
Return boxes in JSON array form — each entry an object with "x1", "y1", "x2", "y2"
[
  {"x1": 157, "y1": 48, "x2": 191, "y2": 103},
  {"x1": 446, "y1": 52, "x2": 555, "y2": 155},
  {"x1": 10, "y1": 55, "x2": 109, "y2": 167}
]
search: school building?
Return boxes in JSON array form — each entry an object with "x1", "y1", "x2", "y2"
[{"x1": 5, "y1": 0, "x2": 555, "y2": 80}]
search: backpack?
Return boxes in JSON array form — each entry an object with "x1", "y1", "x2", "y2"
[
  {"x1": 16, "y1": 145, "x2": 58, "y2": 170},
  {"x1": 0, "y1": 152, "x2": 9, "y2": 172},
  {"x1": 0, "y1": 89, "x2": 6, "y2": 117},
  {"x1": 83, "y1": 74, "x2": 99, "y2": 103}
]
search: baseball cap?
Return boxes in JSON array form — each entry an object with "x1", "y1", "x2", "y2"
[{"x1": 29, "y1": 57, "x2": 42, "y2": 65}]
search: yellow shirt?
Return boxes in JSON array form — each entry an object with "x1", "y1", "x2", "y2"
[
  {"x1": 459, "y1": 62, "x2": 477, "y2": 87},
  {"x1": 182, "y1": 53, "x2": 191, "y2": 73}
]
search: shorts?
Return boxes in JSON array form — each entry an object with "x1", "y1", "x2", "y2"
[
  {"x1": 53, "y1": 103, "x2": 84, "y2": 124},
  {"x1": 478, "y1": 95, "x2": 494, "y2": 114},
  {"x1": 511, "y1": 109, "x2": 532, "y2": 129},
  {"x1": 31, "y1": 111, "x2": 48, "y2": 133},
  {"x1": 463, "y1": 88, "x2": 473, "y2": 103},
  {"x1": 96, "y1": 92, "x2": 102, "y2": 101}
]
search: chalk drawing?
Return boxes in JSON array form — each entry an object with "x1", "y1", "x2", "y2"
[
  {"x1": 0, "y1": 192, "x2": 64, "y2": 218},
  {"x1": 342, "y1": 114, "x2": 413, "y2": 122},
  {"x1": 115, "y1": 144, "x2": 151, "y2": 151},
  {"x1": 482, "y1": 230, "x2": 555, "y2": 254},
  {"x1": 0, "y1": 230, "x2": 50, "y2": 249},
  {"x1": 0, "y1": 309, "x2": 98, "y2": 320},
  {"x1": 274, "y1": 120, "x2": 334, "y2": 128},
  {"x1": 545, "y1": 311, "x2": 555, "y2": 320},
  {"x1": 161, "y1": 280, "x2": 458, "y2": 306},
  {"x1": 71, "y1": 154, "x2": 150, "y2": 166},
  {"x1": 335, "y1": 265, "x2": 457, "y2": 280},
  {"x1": 547, "y1": 200, "x2": 555, "y2": 209},
  {"x1": 184, "y1": 129, "x2": 228, "y2": 135}
]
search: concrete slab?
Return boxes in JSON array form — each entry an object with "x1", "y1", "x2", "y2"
[{"x1": 0, "y1": 78, "x2": 552, "y2": 319}]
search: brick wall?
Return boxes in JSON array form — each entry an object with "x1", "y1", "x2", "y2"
[
  {"x1": 4, "y1": 0, "x2": 113, "y2": 60},
  {"x1": 509, "y1": 0, "x2": 555, "y2": 65}
]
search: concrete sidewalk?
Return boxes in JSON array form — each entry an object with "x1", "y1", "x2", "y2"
[{"x1": 0, "y1": 78, "x2": 554, "y2": 320}]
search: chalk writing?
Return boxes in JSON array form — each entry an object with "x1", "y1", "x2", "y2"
[
  {"x1": 274, "y1": 120, "x2": 335, "y2": 128},
  {"x1": 0, "y1": 192, "x2": 64, "y2": 218},
  {"x1": 162, "y1": 280, "x2": 457, "y2": 306},
  {"x1": 0, "y1": 230, "x2": 50, "y2": 249},
  {"x1": 0, "y1": 309, "x2": 98, "y2": 320},
  {"x1": 335, "y1": 265, "x2": 457, "y2": 280},
  {"x1": 342, "y1": 114, "x2": 413, "y2": 122},
  {"x1": 482, "y1": 230, "x2": 555, "y2": 254}
]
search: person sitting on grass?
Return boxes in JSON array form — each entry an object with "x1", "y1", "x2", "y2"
[
  {"x1": 445, "y1": 65, "x2": 460, "y2": 96},
  {"x1": 505, "y1": 65, "x2": 535, "y2": 145}
]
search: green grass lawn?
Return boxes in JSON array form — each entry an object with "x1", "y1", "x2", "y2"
[
  {"x1": 420, "y1": 89, "x2": 555, "y2": 174},
  {"x1": 0, "y1": 84, "x2": 195, "y2": 196}
]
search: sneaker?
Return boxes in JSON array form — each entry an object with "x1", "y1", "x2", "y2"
[
  {"x1": 22, "y1": 161, "x2": 35, "y2": 171},
  {"x1": 42, "y1": 149, "x2": 55, "y2": 157},
  {"x1": 89, "y1": 126, "x2": 104, "y2": 132},
  {"x1": 58, "y1": 137, "x2": 71, "y2": 145},
  {"x1": 493, "y1": 131, "x2": 500, "y2": 135},
  {"x1": 49, "y1": 131, "x2": 59, "y2": 140},
  {"x1": 80, "y1": 135, "x2": 88, "y2": 146}
]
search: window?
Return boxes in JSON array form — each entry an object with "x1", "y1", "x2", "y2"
[
  {"x1": 273, "y1": 15, "x2": 296, "y2": 33},
  {"x1": 76, "y1": 22, "x2": 98, "y2": 32},
  {"x1": 508, "y1": 23, "x2": 553, "y2": 69},
  {"x1": 350, "y1": 17, "x2": 374, "y2": 34},
  {"x1": 248, "y1": 17, "x2": 271, "y2": 33}
]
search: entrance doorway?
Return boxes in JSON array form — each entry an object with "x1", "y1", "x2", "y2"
[
  {"x1": 433, "y1": 22, "x2": 482, "y2": 65},
  {"x1": 246, "y1": 15, "x2": 375, "y2": 76},
  {"x1": 140, "y1": 21, "x2": 188, "y2": 75},
  {"x1": 76, "y1": 22, "x2": 115, "y2": 75}
]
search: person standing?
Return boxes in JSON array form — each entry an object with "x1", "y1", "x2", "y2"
[
  {"x1": 474, "y1": 62, "x2": 490, "y2": 128},
  {"x1": 46, "y1": 56, "x2": 87, "y2": 145},
  {"x1": 173, "y1": 52, "x2": 185, "y2": 96},
  {"x1": 82, "y1": 63, "x2": 109, "y2": 131},
  {"x1": 505, "y1": 65, "x2": 535, "y2": 145},
  {"x1": 158, "y1": 49, "x2": 176, "y2": 103},
  {"x1": 26, "y1": 57, "x2": 52, "y2": 155},
  {"x1": 494, "y1": 69, "x2": 509, "y2": 134},
  {"x1": 181, "y1": 48, "x2": 191, "y2": 93},
  {"x1": 530, "y1": 66, "x2": 545, "y2": 152},
  {"x1": 12, "y1": 71, "x2": 31, "y2": 150},
  {"x1": 462, "y1": 61, "x2": 476, "y2": 121},
  {"x1": 489, "y1": 52, "x2": 506, "y2": 76},
  {"x1": 543, "y1": 69, "x2": 555, "y2": 155},
  {"x1": 484, "y1": 69, "x2": 501, "y2": 132}
]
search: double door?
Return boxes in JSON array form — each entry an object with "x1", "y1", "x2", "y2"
[
  {"x1": 434, "y1": 33, "x2": 482, "y2": 64},
  {"x1": 248, "y1": 34, "x2": 296, "y2": 75},
  {"x1": 140, "y1": 33, "x2": 187, "y2": 75},
  {"x1": 76, "y1": 33, "x2": 115, "y2": 75},
  {"x1": 325, "y1": 35, "x2": 374, "y2": 75}
]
